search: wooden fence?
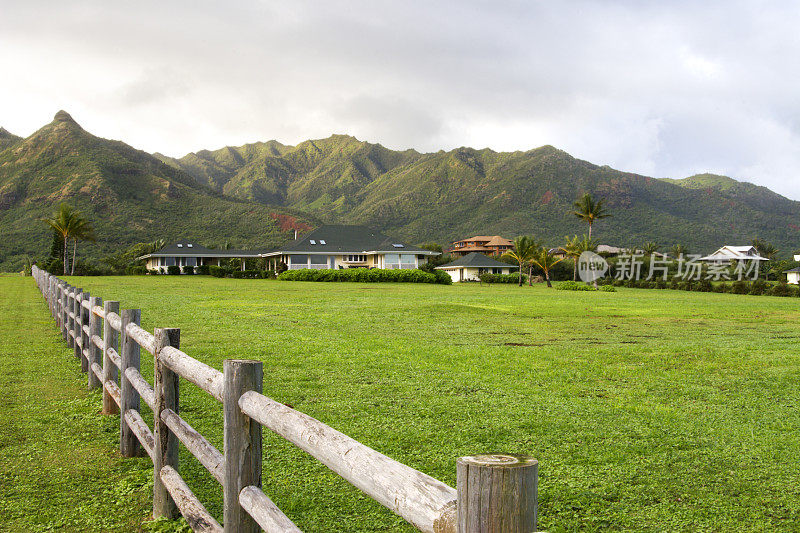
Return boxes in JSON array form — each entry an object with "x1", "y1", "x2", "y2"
[{"x1": 32, "y1": 266, "x2": 539, "y2": 532}]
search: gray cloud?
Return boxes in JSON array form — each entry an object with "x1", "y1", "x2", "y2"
[{"x1": 1, "y1": 0, "x2": 799, "y2": 198}]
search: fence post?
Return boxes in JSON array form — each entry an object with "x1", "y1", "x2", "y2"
[
  {"x1": 153, "y1": 327, "x2": 180, "y2": 519},
  {"x1": 456, "y1": 454, "x2": 538, "y2": 533},
  {"x1": 102, "y1": 301, "x2": 120, "y2": 415},
  {"x1": 119, "y1": 308, "x2": 142, "y2": 457},
  {"x1": 88, "y1": 296, "x2": 103, "y2": 389},
  {"x1": 67, "y1": 287, "x2": 76, "y2": 349},
  {"x1": 80, "y1": 291, "x2": 91, "y2": 373},
  {"x1": 60, "y1": 283, "x2": 67, "y2": 340},
  {"x1": 223, "y1": 359, "x2": 263, "y2": 533},
  {"x1": 72, "y1": 288, "x2": 82, "y2": 357}
]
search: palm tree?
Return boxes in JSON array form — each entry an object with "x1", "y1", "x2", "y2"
[
  {"x1": 562, "y1": 235, "x2": 596, "y2": 281},
  {"x1": 42, "y1": 203, "x2": 78, "y2": 274},
  {"x1": 530, "y1": 246, "x2": 564, "y2": 288},
  {"x1": 642, "y1": 242, "x2": 659, "y2": 255},
  {"x1": 69, "y1": 215, "x2": 96, "y2": 275},
  {"x1": 670, "y1": 243, "x2": 688, "y2": 258},
  {"x1": 502, "y1": 236, "x2": 537, "y2": 286},
  {"x1": 573, "y1": 193, "x2": 611, "y2": 240},
  {"x1": 751, "y1": 238, "x2": 778, "y2": 280}
]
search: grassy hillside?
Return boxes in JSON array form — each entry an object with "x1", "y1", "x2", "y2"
[
  {"x1": 16, "y1": 274, "x2": 800, "y2": 531},
  {"x1": 168, "y1": 137, "x2": 800, "y2": 253},
  {"x1": 0, "y1": 112, "x2": 316, "y2": 271}
]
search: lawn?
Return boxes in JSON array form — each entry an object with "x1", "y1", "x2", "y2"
[{"x1": 2, "y1": 274, "x2": 800, "y2": 531}]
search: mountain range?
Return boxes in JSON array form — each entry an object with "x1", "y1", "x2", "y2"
[{"x1": 0, "y1": 111, "x2": 798, "y2": 271}]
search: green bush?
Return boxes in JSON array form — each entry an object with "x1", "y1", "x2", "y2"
[
  {"x1": 196, "y1": 264, "x2": 210, "y2": 275},
  {"x1": 147, "y1": 269, "x2": 159, "y2": 275},
  {"x1": 556, "y1": 281, "x2": 597, "y2": 291},
  {"x1": 599, "y1": 285, "x2": 616, "y2": 292},
  {"x1": 182, "y1": 265, "x2": 195, "y2": 275},
  {"x1": 769, "y1": 282, "x2": 792, "y2": 297},
  {"x1": 695, "y1": 279, "x2": 712, "y2": 292},
  {"x1": 749, "y1": 279, "x2": 768, "y2": 295},
  {"x1": 126, "y1": 265, "x2": 147, "y2": 275},
  {"x1": 209, "y1": 265, "x2": 226, "y2": 278},
  {"x1": 167, "y1": 265, "x2": 181, "y2": 275},
  {"x1": 278, "y1": 268, "x2": 449, "y2": 284},
  {"x1": 731, "y1": 280, "x2": 749, "y2": 294},
  {"x1": 478, "y1": 272, "x2": 526, "y2": 284}
]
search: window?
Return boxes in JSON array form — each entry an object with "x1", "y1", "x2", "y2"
[
  {"x1": 290, "y1": 255, "x2": 308, "y2": 265},
  {"x1": 385, "y1": 253, "x2": 400, "y2": 269},
  {"x1": 187, "y1": 244, "x2": 193, "y2": 248},
  {"x1": 319, "y1": 240, "x2": 326, "y2": 245},
  {"x1": 346, "y1": 255, "x2": 366, "y2": 262},
  {"x1": 186, "y1": 257, "x2": 197, "y2": 267},
  {"x1": 177, "y1": 244, "x2": 183, "y2": 248},
  {"x1": 310, "y1": 240, "x2": 316, "y2": 245},
  {"x1": 166, "y1": 257, "x2": 176, "y2": 267},
  {"x1": 392, "y1": 243, "x2": 404, "y2": 248},
  {"x1": 310, "y1": 254, "x2": 328, "y2": 264}
]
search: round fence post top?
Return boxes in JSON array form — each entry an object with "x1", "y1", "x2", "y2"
[{"x1": 457, "y1": 454, "x2": 538, "y2": 468}]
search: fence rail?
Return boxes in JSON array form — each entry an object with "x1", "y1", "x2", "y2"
[{"x1": 32, "y1": 266, "x2": 539, "y2": 532}]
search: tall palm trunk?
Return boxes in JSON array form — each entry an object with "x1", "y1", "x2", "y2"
[
  {"x1": 545, "y1": 271, "x2": 552, "y2": 288},
  {"x1": 588, "y1": 223, "x2": 592, "y2": 240},
  {"x1": 71, "y1": 239, "x2": 77, "y2": 275},
  {"x1": 518, "y1": 263, "x2": 523, "y2": 286},
  {"x1": 572, "y1": 256, "x2": 577, "y2": 281},
  {"x1": 63, "y1": 236, "x2": 69, "y2": 275}
]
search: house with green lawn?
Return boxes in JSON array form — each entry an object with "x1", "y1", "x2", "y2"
[
  {"x1": 435, "y1": 252, "x2": 513, "y2": 282},
  {"x1": 260, "y1": 225, "x2": 438, "y2": 270}
]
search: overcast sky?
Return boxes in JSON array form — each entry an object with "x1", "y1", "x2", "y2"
[{"x1": 2, "y1": 1, "x2": 800, "y2": 198}]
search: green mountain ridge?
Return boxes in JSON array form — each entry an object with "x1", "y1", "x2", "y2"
[
  {"x1": 0, "y1": 111, "x2": 316, "y2": 271},
  {"x1": 165, "y1": 135, "x2": 800, "y2": 253}
]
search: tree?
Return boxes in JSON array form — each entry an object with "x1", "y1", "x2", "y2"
[
  {"x1": 502, "y1": 236, "x2": 537, "y2": 286},
  {"x1": 572, "y1": 193, "x2": 611, "y2": 240},
  {"x1": 670, "y1": 243, "x2": 688, "y2": 258},
  {"x1": 562, "y1": 234, "x2": 596, "y2": 281},
  {"x1": 42, "y1": 203, "x2": 79, "y2": 275},
  {"x1": 642, "y1": 242, "x2": 659, "y2": 255},
  {"x1": 68, "y1": 213, "x2": 96, "y2": 275},
  {"x1": 530, "y1": 246, "x2": 565, "y2": 288},
  {"x1": 752, "y1": 238, "x2": 778, "y2": 280}
]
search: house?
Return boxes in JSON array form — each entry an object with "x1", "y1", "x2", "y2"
[
  {"x1": 784, "y1": 254, "x2": 800, "y2": 284},
  {"x1": 699, "y1": 245, "x2": 769, "y2": 263},
  {"x1": 435, "y1": 252, "x2": 513, "y2": 282},
  {"x1": 137, "y1": 240, "x2": 263, "y2": 272},
  {"x1": 448, "y1": 235, "x2": 514, "y2": 257},
  {"x1": 259, "y1": 225, "x2": 439, "y2": 270}
]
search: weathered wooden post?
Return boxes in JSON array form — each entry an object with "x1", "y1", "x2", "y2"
[
  {"x1": 72, "y1": 288, "x2": 82, "y2": 357},
  {"x1": 119, "y1": 308, "x2": 142, "y2": 457},
  {"x1": 87, "y1": 296, "x2": 103, "y2": 389},
  {"x1": 456, "y1": 454, "x2": 538, "y2": 533},
  {"x1": 80, "y1": 291, "x2": 91, "y2": 372},
  {"x1": 102, "y1": 301, "x2": 120, "y2": 415},
  {"x1": 62, "y1": 284, "x2": 70, "y2": 341},
  {"x1": 153, "y1": 327, "x2": 180, "y2": 519},
  {"x1": 67, "y1": 287, "x2": 76, "y2": 349},
  {"x1": 223, "y1": 359, "x2": 263, "y2": 533}
]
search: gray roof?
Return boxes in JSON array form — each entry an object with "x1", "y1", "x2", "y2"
[
  {"x1": 260, "y1": 225, "x2": 437, "y2": 256},
  {"x1": 436, "y1": 252, "x2": 512, "y2": 269},
  {"x1": 138, "y1": 240, "x2": 265, "y2": 259},
  {"x1": 784, "y1": 267, "x2": 800, "y2": 273}
]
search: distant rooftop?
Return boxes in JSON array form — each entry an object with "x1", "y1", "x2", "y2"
[{"x1": 261, "y1": 225, "x2": 437, "y2": 256}]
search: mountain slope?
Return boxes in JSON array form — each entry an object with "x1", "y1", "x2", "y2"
[
  {"x1": 0, "y1": 111, "x2": 315, "y2": 271},
  {"x1": 169, "y1": 137, "x2": 800, "y2": 252},
  {"x1": 0, "y1": 127, "x2": 21, "y2": 151}
]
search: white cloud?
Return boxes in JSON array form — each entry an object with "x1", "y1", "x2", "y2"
[{"x1": 1, "y1": 0, "x2": 799, "y2": 198}]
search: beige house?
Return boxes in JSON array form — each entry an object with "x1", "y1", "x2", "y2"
[
  {"x1": 259, "y1": 225, "x2": 439, "y2": 270},
  {"x1": 435, "y1": 252, "x2": 512, "y2": 282},
  {"x1": 785, "y1": 254, "x2": 800, "y2": 284},
  {"x1": 137, "y1": 241, "x2": 262, "y2": 272}
]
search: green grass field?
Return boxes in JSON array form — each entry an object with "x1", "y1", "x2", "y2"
[{"x1": 2, "y1": 275, "x2": 800, "y2": 532}]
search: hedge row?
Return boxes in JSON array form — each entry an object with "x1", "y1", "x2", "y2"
[
  {"x1": 606, "y1": 277, "x2": 797, "y2": 296},
  {"x1": 556, "y1": 281, "x2": 616, "y2": 292},
  {"x1": 278, "y1": 268, "x2": 452, "y2": 284},
  {"x1": 477, "y1": 272, "x2": 527, "y2": 284}
]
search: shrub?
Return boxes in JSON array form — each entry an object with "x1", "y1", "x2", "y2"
[
  {"x1": 182, "y1": 265, "x2": 195, "y2": 275},
  {"x1": 556, "y1": 281, "x2": 597, "y2": 291},
  {"x1": 731, "y1": 280, "x2": 749, "y2": 294},
  {"x1": 478, "y1": 272, "x2": 526, "y2": 284},
  {"x1": 599, "y1": 285, "x2": 616, "y2": 292},
  {"x1": 196, "y1": 264, "x2": 210, "y2": 275},
  {"x1": 209, "y1": 265, "x2": 226, "y2": 278},
  {"x1": 695, "y1": 279, "x2": 712, "y2": 292},
  {"x1": 769, "y1": 282, "x2": 791, "y2": 297},
  {"x1": 278, "y1": 268, "x2": 448, "y2": 284},
  {"x1": 167, "y1": 265, "x2": 181, "y2": 275},
  {"x1": 126, "y1": 265, "x2": 147, "y2": 275},
  {"x1": 749, "y1": 279, "x2": 768, "y2": 295},
  {"x1": 147, "y1": 269, "x2": 159, "y2": 275}
]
